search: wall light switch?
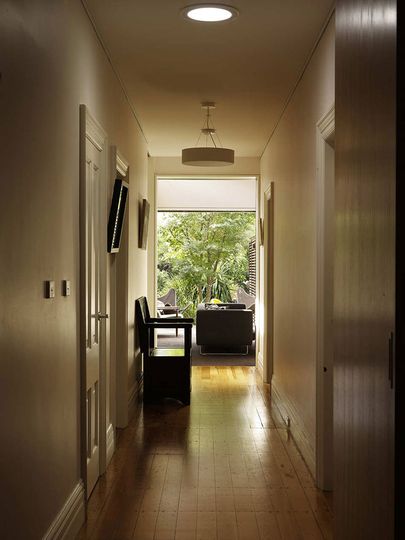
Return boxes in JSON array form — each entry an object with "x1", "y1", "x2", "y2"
[
  {"x1": 62, "y1": 280, "x2": 71, "y2": 296},
  {"x1": 45, "y1": 280, "x2": 55, "y2": 298}
]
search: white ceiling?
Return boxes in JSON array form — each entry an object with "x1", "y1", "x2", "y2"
[{"x1": 85, "y1": 0, "x2": 334, "y2": 157}]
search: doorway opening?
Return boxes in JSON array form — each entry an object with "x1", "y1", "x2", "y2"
[{"x1": 155, "y1": 177, "x2": 258, "y2": 366}]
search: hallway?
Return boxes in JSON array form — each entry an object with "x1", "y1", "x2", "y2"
[
  {"x1": 0, "y1": 1, "x2": 398, "y2": 537},
  {"x1": 77, "y1": 368, "x2": 332, "y2": 540}
]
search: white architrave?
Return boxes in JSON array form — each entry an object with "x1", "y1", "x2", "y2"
[
  {"x1": 316, "y1": 105, "x2": 335, "y2": 491},
  {"x1": 110, "y1": 147, "x2": 130, "y2": 432},
  {"x1": 116, "y1": 151, "x2": 129, "y2": 178},
  {"x1": 261, "y1": 183, "x2": 274, "y2": 384},
  {"x1": 79, "y1": 104, "x2": 109, "y2": 494}
]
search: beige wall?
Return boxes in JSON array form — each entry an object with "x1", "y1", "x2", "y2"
[
  {"x1": 259, "y1": 17, "x2": 334, "y2": 474},
  {"x1": 0, "y1": 1, "x2": 148, "y2": 538}
]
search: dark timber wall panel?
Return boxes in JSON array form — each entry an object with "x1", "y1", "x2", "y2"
[{"x1": 335, "y1": 1, "x2": 396, "y2": 538}]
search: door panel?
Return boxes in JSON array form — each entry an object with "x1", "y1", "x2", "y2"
[
  {"x1": 335, "y1": 1, "x2": 395, "y2": 538},
  {"x1": 85, "y1": 139, "x2": 103, "y2": 497},
  {"x1": 83, "y1": 126, "x2": 107, "y2": 496}
]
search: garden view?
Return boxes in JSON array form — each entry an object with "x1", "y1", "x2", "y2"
[{"x1": 157, "y1": 211, "x2": 256, "y2": 318}]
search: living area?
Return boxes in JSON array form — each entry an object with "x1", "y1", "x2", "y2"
[{"x1": 155, "y1": 176, "x2": 258, "y2": 366}]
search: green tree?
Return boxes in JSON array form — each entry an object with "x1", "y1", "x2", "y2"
[{"x1": 157, "y1": 212, "x2": 255, "y2": 316}]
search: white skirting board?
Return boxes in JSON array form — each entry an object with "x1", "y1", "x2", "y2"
[
  {"x1": 43, "y1": 481, "x2": 85, "y2": 540},
  {"x1": 106, "y1": 423, "x2": 115, "y2": 467},
  {"x1": 128, "y1": 374, "x2": 143, "y2": 420},
  {"x1": 257, "y1": 351, "x2": 264, "y2": 377},
  {"x1": 271, "y1": 379, "x2": 316, "y2": 478}
]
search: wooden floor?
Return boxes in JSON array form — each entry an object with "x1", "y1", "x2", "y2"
[{"x1": 77, "y1": 367, "x2": 333, "y2": 540}]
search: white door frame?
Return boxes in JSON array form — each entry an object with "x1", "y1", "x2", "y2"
[
  {"x1": 110, "y1": 148, "x2": 130, "y2": 435},
  {"x1": 79, "y1": 105, "x2": 109, "y2": 495},
  {"x1": 153, "y1": 175, "x2": 260, "y2": 364},
  {"x1": 316, "y1": 105, "x2": 335, "y2": 490},
  {"x1": 261, "y1": 183, "x2": 275, "y2": 383},
  {"x1": 153, "y1": 174, "x2": 259, "y2": 302}
]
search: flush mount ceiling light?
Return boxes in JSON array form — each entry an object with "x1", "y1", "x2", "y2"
[
  {"x1": 182, "y1": 4, "x2": 239, "y2": 22},
  {"x1": 182, "y1": 102, "x2": 235, "y2": 166}
]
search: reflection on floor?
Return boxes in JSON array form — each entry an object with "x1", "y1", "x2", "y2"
[{"x1": 77, "y1": 367, "x2": 333, "y2": 540}]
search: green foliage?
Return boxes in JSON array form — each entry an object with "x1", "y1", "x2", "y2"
[{"x1": 157, "y1": 211, "x2": 255, "y2": 318}]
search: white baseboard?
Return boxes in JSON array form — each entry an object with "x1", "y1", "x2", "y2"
[
  {"x1": 257, "y1": 351, "x2": 264, "y2": 376},
  {"x1": 128, "y1": 374, "x2": 143, "y2": 420},
  {"x1": 43, "y1": 481, "x2": 85, "y2": 540},
  {"x1": 271, "y1": 379, "x2": 316, "y2": 477},
  {"x1": 106, "y1": 423, "x2": 115, "y2": 467}
]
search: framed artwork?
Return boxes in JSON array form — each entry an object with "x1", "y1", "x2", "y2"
[{"x1": 139, "y1": 198, "x2": 150, "y2": 249}]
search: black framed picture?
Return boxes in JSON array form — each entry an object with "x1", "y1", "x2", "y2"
[{"x1": 107, "y1": 178, "x2": 129, "y2": 253}]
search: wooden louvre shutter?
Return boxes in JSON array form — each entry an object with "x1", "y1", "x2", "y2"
[{"x1": 248, "y1": 237, "x2": 256, "y2": 296}]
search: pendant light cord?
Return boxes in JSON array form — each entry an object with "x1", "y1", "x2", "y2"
[{"x1": 192, "y1": 103, "x2": 224, "y2": 149}]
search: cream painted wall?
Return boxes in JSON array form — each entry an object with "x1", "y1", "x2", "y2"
[
  {"x1": 0, "y1": 1, "x2": 148, "y2": 538},
  {"x1": 259, "y1": 17, "x2": 335, "y2": 474}
]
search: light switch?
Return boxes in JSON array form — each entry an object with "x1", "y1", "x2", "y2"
[
  {"x1": 45, "y1": 280, "x2": 55, "y2": 298},
  {"x1": 62, "y1": 280, "x2": 71, "y2": 296}
]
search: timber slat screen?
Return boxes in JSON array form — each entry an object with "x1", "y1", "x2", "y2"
[{"x1": 248, "y1": 237, "x2": 256, "y2": 296}]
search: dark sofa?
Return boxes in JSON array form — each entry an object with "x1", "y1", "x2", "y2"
[{"x1": 196, "y1": 303, "x2": 253, "y2": 354}]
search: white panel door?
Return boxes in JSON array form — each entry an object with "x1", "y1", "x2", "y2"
[{"x1": 85, "y1": 136, "x2": 107, "y2": 497}]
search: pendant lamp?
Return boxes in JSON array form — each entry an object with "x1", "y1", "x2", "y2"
[{"x1": 182, "y1": 102, "x2": 234, "y2": 166}]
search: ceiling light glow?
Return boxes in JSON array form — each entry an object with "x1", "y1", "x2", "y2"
[{"x1": 184, "y1": 5, "x2": 238, "y2": 22}]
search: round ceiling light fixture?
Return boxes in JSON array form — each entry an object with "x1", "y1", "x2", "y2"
[{"x1": 182, "y1": 4, "x2": 239, "y2": 23}]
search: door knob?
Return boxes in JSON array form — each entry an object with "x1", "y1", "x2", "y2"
[{"x1": 97, "y1": 312, "x2": 109, "y2": 320}]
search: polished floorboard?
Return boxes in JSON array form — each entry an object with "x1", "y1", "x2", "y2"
[{"x1": 77, "y1": 367, "x2": 333, "y2": 539}]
